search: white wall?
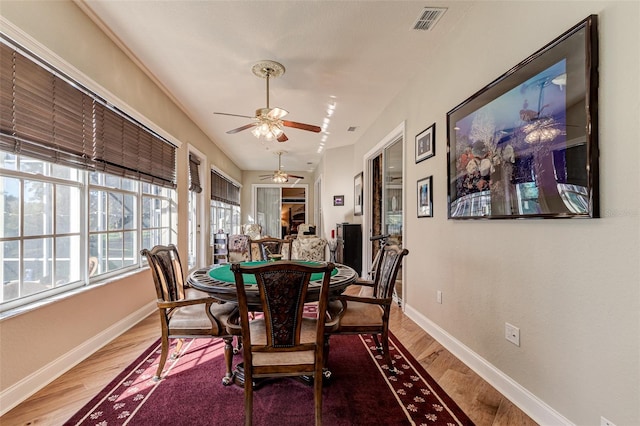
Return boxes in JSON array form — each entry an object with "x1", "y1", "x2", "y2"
[
  {"x1": 351, "y1": 2, "x2": 639, "y2": 425},
  {"x1": 316, "y1": 145, "x2": 355, "y2": 238}
]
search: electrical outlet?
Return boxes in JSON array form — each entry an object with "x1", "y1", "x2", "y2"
[
  {"x1": 601, "y1": 416, "x2": 616, "y2": 426},
  {"x1": 505, "y1": 323, "x2": 520, "y2": 346},
  {"x1": 436, "y1": 290, "x2": 442, "y2": 304}
]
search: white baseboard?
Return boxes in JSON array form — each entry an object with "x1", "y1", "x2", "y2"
[
  {"x1": 0, "y1": 302, "x2": 156, "y2": 416},
  {"x1": 403, "y1": 304, "x2": 574, "y2": 426}
]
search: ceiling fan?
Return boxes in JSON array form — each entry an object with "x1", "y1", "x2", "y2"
[
  {"x1": 260, "y1": 151, "x2": 304, "y2": 183},
  {"x1": 214, "y1": 60, "x2": 321, "y2": 142}
]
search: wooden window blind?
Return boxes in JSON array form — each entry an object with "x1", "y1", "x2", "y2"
[
  {"x1": 211, "y1": 170, "x2": 240, "y2": 206},
  {"x1": 188, "y1": 154, "x2": 202, "y2": 193},
  {"x1": 0, "y1": 38, "x2": 176, "y2": 188}
]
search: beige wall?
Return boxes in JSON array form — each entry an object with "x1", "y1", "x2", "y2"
[
  {"x1": 316, "y1": 145, "x2": 355, "y2": 238},
  {"x1": 349, "y1": 2, "x2": 639, "y2": 425}
]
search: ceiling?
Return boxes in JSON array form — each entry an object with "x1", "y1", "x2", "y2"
[{"x1": 78, "y1": 1, "x2": 468, "y2": 173}]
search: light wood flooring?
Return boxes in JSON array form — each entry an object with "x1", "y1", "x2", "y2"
[{"x1": 1, "y1": 304, "x2": 537, "y2": 425}]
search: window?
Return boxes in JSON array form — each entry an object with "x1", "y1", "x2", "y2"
[
  {"x1": 210, "y1": 200, "x2": 240, "y2": 236},
  {"x1": 187, "y1": 154, "x2": 202, "y2": 270},
  {"x1": 0, "y1": 37, "x2": 178, "y2": 313},
  {"x1": 0, "y1": 151, "x2": 177, "y2": 311},
  {"x1": 210, "y1": 170, "x2": 241, "y2": 240}
]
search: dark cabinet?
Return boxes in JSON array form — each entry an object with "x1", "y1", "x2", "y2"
[{"x1": 336, "y1": 223, "x2": 362, "y2": 275}]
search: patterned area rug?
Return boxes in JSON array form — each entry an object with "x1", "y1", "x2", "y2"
[{"x1": 64, "y1": 331, "x2": 474, "y2": 425}]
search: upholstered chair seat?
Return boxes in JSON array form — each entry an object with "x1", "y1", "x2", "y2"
[
  {"x1": 248, "y1": 318, "x2": 318, "y2": 366},
  {"x1": 331, "y1": 300, "x2": 384, "y2": 327},
  {"x1": 168, "y1": 301, "x2": 236, "y2": 331}
]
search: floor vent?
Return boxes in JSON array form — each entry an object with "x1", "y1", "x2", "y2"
[{"x1": 412, "y1": 7, "x2": 447, "y2": 31}]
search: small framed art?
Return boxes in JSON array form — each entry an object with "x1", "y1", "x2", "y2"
[
  {"x1": 333, "y1": 195, "x2": 344, "y2": 206},
  {"x1": 416, "y1": 123, "x2": 435, "y2": 163},
  {"x1": 417, "y1": 176, "x2": 433, "y2": 218},
  {"x1": 354, "y1": 172, "x2": 363, "y2": 216}
]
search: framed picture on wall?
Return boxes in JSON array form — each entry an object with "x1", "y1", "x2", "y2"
[
  {"x1": 417, "y1": 176, "x2": 433, "y2": 218},
  {"x1": 333, "y1": 195, "x2": 344, "y2": 206},
  {"x1": 354, "y1": 172, "x2": 363, "y2": 216},
  {"x1": 415, "y1": 123, "x2": 435, "y2": 163},
  {"x1": 446, "y1": 15, "x2": 599, "y2": 219}
]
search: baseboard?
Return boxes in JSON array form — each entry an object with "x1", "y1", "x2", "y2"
[
  {"x1": 0, "y1": 302, "x2": 156, "y2": 416},
  {"x1": 403, "y1": 304, "x2": 574, "y2": 426}
]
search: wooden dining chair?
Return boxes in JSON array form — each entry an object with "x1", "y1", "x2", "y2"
[
  {"x1": 141, "y1": 244, "x2": 237, "y2": 385},
  {"x1": 326, "y1": 244, "x2": 408, "y2": 373},
  {"x1": 249, "y1": 237, "x2": 292, "y2": 261},
  {"x1": 231, "y1": 260, "x2": 335, "y2": 426}
]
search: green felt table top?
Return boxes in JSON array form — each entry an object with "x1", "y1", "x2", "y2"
[{"x1": 208, "y1": 261, "x2": 337, "y2": 284}]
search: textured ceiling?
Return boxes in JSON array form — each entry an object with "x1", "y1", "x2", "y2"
[{"x1": 78, "y1": 1, "x2": 468, "y2": 172}]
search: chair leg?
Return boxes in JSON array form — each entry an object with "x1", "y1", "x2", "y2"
[
  {"x1": 171, "y1": 338, "x2": 185, "y2": 359},
  {"x1": 222, "y1": 336, "x2": 234, "y2": 386},
  {"x1": 154, "y1": 334, "x2": 170, "y2": 381},
  {"x1": 381, "y1": 330, "x2": 395, "y2": 374},
  {"x1": 244, "y1": 370, "x2": 253, "y2": 426},
  {"x1": 233, "y1": 336, "x2": 243, "y2": 354},
  {"x1": 372, "y1": 332, "x2": 396, "y2": 374},
  {"x1": 314, "y1": 364, "x2": 323, "y2": 426},
  {"x1": 322, "y1": 335, "x2": 331, "y2": 367}
]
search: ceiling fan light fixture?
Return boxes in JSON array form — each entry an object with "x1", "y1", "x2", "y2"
[
  {"x1": 252, "y1": 118, "x2": 284, "y2": 141},
  {"x1": 272, "y1": 174, "x2": 288, "y2": 183}
]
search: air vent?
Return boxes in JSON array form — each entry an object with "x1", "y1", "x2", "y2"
[
  {"x1": 347, "y1": 126, "x2": 357, "y2": 132},
  {"x1": 412, "y1": 7, "x2": 447, "y2": 31}
]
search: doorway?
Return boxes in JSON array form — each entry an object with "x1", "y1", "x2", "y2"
[
  {"x1": 364, "y1": 124, "x2": 404, "y2": 305},
  {"x1": 253, "y1": 184, "x2": 308, "y2": 238}
]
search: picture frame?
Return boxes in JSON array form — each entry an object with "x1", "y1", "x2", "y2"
[
  {"x1": 415, "y1": 123, "x2": 436, "y2": 163},
  {"x1": 354, "y1": 172, "x2": 363, "y2": 216},
  {"x1": 446, "y1": 15, "x2": 599, "y2": 220},
  {"x1": 333, "y1": 195, "x2": 344, "y2": 206},
  {"x1": 417, "y1": 176, "x2": 433, "y2": 218}
]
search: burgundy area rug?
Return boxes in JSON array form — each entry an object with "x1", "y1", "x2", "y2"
[{"x1": 64, "y1": 333, "x2": 474, "y2": 425}]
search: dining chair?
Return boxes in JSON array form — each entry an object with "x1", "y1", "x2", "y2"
[
  {"x1": 141, "y1": 244, "x2": 237, "y2": 385},
  {"x1": 231, "y1": 260, "x2": 335, "y2": 426},
  {"x1": 326, "y1": 244, "x2": 408, "y2": 373},
  {"x1": 249, "y1": 237, "x2": 293, "y2": 261}
]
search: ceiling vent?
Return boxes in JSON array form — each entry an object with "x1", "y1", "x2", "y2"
[{"x1": 412, "y1": 7, "x2": 447, "y2": 31}]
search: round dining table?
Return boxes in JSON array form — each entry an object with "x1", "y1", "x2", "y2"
[
  {"x1": 187, "y1": 260, "x2": 358, "y2": 307},
  {"x1": 187, "y1": 260, "x2": 358, "y2": 387}
]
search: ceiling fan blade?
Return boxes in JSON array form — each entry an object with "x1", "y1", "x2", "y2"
[
  {"x1": 267, "y1": 107, "x2": 288, "y2": 120},
  {"x1": 226, "y1": 123, "x2": 257, "y2": 134},
  {"x1": 286, "y1": 174, "x2": 305, "y2": 180},
  {"x1": 282, "y1": 120, "x2": 321, "y2": 133},
  {"x1": 214, "y1": 112, "x2": 255, "y2": 119},
  {"x1": 277, "y1": 133, "x2": 288, "y2": 143}
]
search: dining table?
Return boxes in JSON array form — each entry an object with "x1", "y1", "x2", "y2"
[
  {"x1": 187, "y1": 260, "x2": 358, "y2": 308},
  {"x1": 187, "y1": 260, "x2": 358, "y2": 387}
]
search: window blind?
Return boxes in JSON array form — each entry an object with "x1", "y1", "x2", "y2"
[
  {"x1": 0, "y1": 37, "x2": 177, "y2": 188},
  {"x1": 188, "y1": 154, "x2": 202, "y2": 193},
  {"x1": 211, "y1": 170, "x2": 240, "y2": 206}
]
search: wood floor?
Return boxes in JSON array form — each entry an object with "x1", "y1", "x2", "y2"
[{"x1": 1, "y1": 305, "x2": 537, "y2": 425}]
